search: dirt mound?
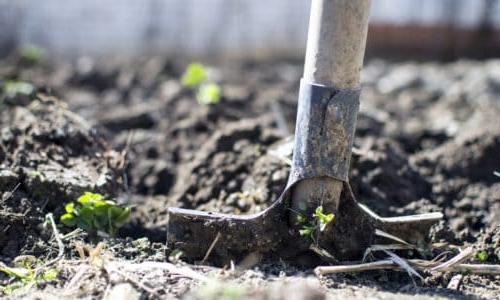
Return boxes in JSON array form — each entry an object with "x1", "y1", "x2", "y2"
[
  {"x1": 411, "y1": 128, "x2": 500, "y2": 237},
  {"x1": 171, "y1": 117, "x2": 287, "y2": 214},
  {"x1": 0, "y1": 95, "x2": 122, "y2": 257},
  {"x1": 350, "y1": 136, "x2": 433, "y2": 216}
]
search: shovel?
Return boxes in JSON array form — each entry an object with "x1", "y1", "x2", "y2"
[{"x1": 167, "y1": 0, "x2": 442, "y2": 262}]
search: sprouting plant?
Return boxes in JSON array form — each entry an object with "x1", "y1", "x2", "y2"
[
  {"x1": 0, "y1": 258, "x2": 58, "y2": 295},
  {"x1": 494, "y1": 171, "x2": 500, "y2": 179},
  {"x1": 60, "y1": 192, "x2": 131, "y2": 237},
  {"x1": 296, "y1": 206, "x2": 335, "y2": 243},
  {"x1": 181, "y1": 63, "x2": 222, "y2": 105},
  {"x1": 476, "y1": 250, "x2": 489, "y2": 263},
  {"x1": 197, "y1": 83, "x2": 221, "y2": 105},
  {"x1": 3, "y1": 81, "x2": 35, "y2": 98},
  {"x1": 181, "y1": 63, "x2": 208, "y2": 87},
  {"x1": 20, "y1": 44, "x2": 45, "y2": 65}
]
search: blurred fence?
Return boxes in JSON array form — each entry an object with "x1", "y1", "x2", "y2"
[{"x1": 1, "y1": 0, "x2": 499, "y2": 60}]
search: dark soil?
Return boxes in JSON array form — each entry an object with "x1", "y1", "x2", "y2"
[{"x1": 0, "y1": 56, "x2": 499, "y2": 299}]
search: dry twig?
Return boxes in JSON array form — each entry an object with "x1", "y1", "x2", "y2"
[
  {"x1": 362, "y1": 244, "x2": 415, "y2": 262},
  {"x1": 64, "y1": 265, "x2": 92, "y2": 293},
  {"x1": 310, "y1": 244, "x2": 338, "y2": 264},
  {"x1": 37, "y1": 213, "x2": 65, "y2": 270},
  {"x1": 315, "y1": 258, "x2": 500, "y2": 276},
  {"x1": 201, "y1": 232, "x2": 222, "y2": 264},
  {"x1": 374, "y1": 229, "x2": 414, "y2": 247},
  {"x1": 2, "y1": 182, "x2": 21, "y2": 203},
  {"x1": 430, "y1": 247, "x2": 473, "y2": 272}
]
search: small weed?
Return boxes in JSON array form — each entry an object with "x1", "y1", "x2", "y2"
[
  {"x1": 1, "y1": 80, "x2": 35, "y2": 110},
  {"x1": 3, "y1": 81, "x2": 35, "y2": 98},
  {"x1": 60, "y1": 192, "x2": 131, "y2": 237},
  {"x1": 181, "y1": 63, "x2": 222, "y2": 105},
  {"x1": 476, "y1": 250, "x2": 489, "y2": 263},
  {"x1": 0, "y1": 258, "x2": 58, "y2": 295},
  {"x1": 181, "y1": 63, "x2": 207, "y2": 87},
  {"x1": 20, "y1": 44, "x2": 45, "y2": 65},
  {"x1": 297, "y1": 206, "x2": 334, "y2": 243},
  {"x1": 197, "y1": 83, "x2": 221, "y2": 105}
]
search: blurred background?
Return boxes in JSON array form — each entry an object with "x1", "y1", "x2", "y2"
[{"x1": 1, "y1": 0, "x2": 499, "y2": 61}]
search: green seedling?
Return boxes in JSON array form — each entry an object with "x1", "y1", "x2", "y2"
[
  {"x1": 197, "y1": 83, "x2": 221, "y2": 105},
  {"x1": 0, "y1": 258, "x2": 58, "y2": 295},
  {"x1": 181, "y1": 63, "x2": 208, "y2": 87},
  {"x1": 3, "y1": 81, "x2": 35, "y2": 98},
  {"x1": 20, "y1": 45, "x2": 45, "y2": 65},
  {"x1": 181, "y1": 63, "x2": 222, "y2": 105},
  {"x1": 297, "y1": 206, "x2": 335, "y2": 243},
  {"x1": 60, "y1": 192, "x2": 131, "y2": 237},
  {"x1": 476, "y1": 250, "x2": 489, "y2": 263}
]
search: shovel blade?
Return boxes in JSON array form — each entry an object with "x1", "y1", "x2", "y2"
[{"x1": 167, "y1": 202, "x2": 288, "y2": 260}]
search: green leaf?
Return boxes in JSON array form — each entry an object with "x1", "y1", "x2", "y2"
[
  {"x1": 62, "y1": 192, "x2": 131, "y2": 236},
  {"x1": 314, "y1": 206, "x2": 324, "y2": 217},
  {"x1": 113, "y1": 207, "x2": 131, "y2": 227},
  {"x1": 93, "y1": 201, "x2": 111, "y2": 216},
  {"x1": 105, "y1": 200, "x2": 117, "y2": 206},
  {"x1": 64, "y1": 202, "x2": 74, "y2": 213},
  {"x1": 60, "y1": 213, "x2": 76, "y2": 227},
  {"x1": 77, "y1": 192, "x2": 103, "y2": 206},
  {"x1": 319, "y1": 213, "x2": 334, "y2": 225},
  {"x1": 313, "y1": 206, "x2": 334, "y2": 231},
  {"x1": 0, "y1": 266, "x2": 30, "y2": 280},
  {"x1": 3, "y1": 81, "x2": 34, "y2": 97},
  {"x1": 181, "y1": 63, "x2": 207, "y2": 87},
  {"x1": 76, "y1": 206, "x2": 94, "y2": 219},
  {"x1": 197, "y1": 83, "x2": 221, "y2": 105},
  {"x1": 41, "y1": 269, "x2": 58, "y2": 281},
  {"x1": 20, "y1": 45, "x2": 45, "y2": 64},
  {"x1": 108, "y1": 206, "x2": 124, "y2": 219},
  {"x1": 318, "y1": 217, "x2": 333, "y2": 231},
  {"x1": 94, "y1": 217, "x2": 108, "y2": 231},
  {"x1": 476, "y1": 250, "x2": 489, "y2": 263},
  {"x1": 76, "y1": 218, "x2": 92, "y2": 231},
  {"x1": 299, "y1": 225, "x2": 315, "y2": 238}
]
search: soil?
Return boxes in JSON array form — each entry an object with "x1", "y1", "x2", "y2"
[{"x1": 0, "y1": 55, "x2": 499, "y2": 299}]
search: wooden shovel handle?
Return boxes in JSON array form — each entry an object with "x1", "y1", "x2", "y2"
[
  {"x1": 292, "y1": 0, "x2": 370, "y2": 218},
  {"x1": 304, "y1": 0, "x2": 371, "y2": 88}
]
